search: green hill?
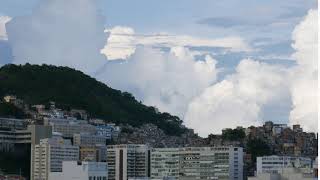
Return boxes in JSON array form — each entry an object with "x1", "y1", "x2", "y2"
[{"x1": 0, "y1": 63, "x2": 186, "y2": 135}]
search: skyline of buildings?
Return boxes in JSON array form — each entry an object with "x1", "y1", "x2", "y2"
[{"x1": 0, "y1": 98, "x2": 318, "y2": 180}]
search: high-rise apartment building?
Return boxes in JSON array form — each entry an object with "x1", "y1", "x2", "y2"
[
  {"x1": 31, "y1": 133, "x2": 79, "y2": 180},
  {"x1": 151, "y1": 146, "x2": 243, "y2": 180},
  {"x1": 256, "y1": 155, "x2": 313, "y2": 174},
  {"x1": 79, "y1": 144, "x2": 107, "y2": 162},
  {"x1": 0, "y1": 129, "x2": 31, "y2": 151},
  {"x1": 107, "y1": 144, "x2": 150, "y2": 180},
  {"x1": 44, "y1": 118, "x2": 96, "y2": 138},
  {"x1": 49, "y1": 161, "x2": 108, "y2": 180},
  {"x1": 73, "y1": 133, "x2": 107, "y2": 146}
]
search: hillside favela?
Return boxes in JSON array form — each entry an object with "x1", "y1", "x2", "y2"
[{"x1": 0, "y1": 0, "x2": 318, "y2": 180}]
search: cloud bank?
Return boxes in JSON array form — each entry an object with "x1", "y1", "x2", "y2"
[
  {"x1": 184, "y1": 8, "x2": 318, "y2": 136},
  {"x1": 6, "y1": 0, "x2": 108, "y2": 75},
  {"x1": 101, "y1": 26, "x2": 252, "y2": 60},
  {"x1": 97, "y1": 46, "x2": 218, "y2": 117},
  {"x1": 0, "y1": 16, "x2": 11, "y2": 40},
  {"x1": 184, "y1": 59, "x2": 289, "y2": 136},
  {"x1": 289, "y1": 9, "x2": 318, "y2": 132}
]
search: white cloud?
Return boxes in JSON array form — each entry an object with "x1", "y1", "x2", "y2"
[
  {"x1": 97, "y1": 46, "x2": 218, "y2": 117},
  {"x1": 101, "y1": 26, "x2": 252, "y2": 60},
  {"x1": 184, "y1": 8, "x2": 318, "y2": 136},
  {"x1": 6, "y1": 0, "x2": 108, "y2": 75},
  {"x1": 184, "y1": 59, "x2": 289, "y2": 136},
  {"x1": 0, "y1": 16, "x2": 11, "y2": 40},
  {"x1": 100, "y1": 26, "x2": 136, "y2": 60},
  {"x1": 289, "y1": 9, "x2": 318, "y2": 132}
]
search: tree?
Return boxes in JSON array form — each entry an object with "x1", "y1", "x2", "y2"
[
  {"x1": 246, "y1": 139, "x2": 272, "y2": 162},
  {"x1": 222, "y1": 128, "x2": 245, "y2": 141}
]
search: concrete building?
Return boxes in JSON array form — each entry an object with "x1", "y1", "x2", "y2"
[
  {"x1": 0, "y1": 117, "x2": 28, "y2": 130},
  {"x1": 256, "y1": 156, "x2": 313, "y2": 174},
  {"x1": 151, "y1": 146, "x2": 243, "y2": 180},
  {"x1": 44, "y1": 118, "x2": 96, "y2": 138},
  {"x1": 150, "y1": 148, "x2": 180, "y2": 179},
  {"x1": 0, "y1": 124, "x2": 52, "y2": 152},
  {"x1": 49, "y1": 161, "x2": 108, "y2": 180},
  {"x1": 31, "y1": 134, "x2": 79, "y2": 180},
  {"x1": 0, "y1": 129, "x2": 31, "y2": 151},
  {"x1": 74, "y1": 133, "x2": 107, "y2": 146},
  {"x1": 80, "y1": 145, "x2": 107, "y2": 162},
  {"x1": 96, "y1": 124, "x2": 120, "y2": 140},
  {"x1": 28, "y1": 125, "x2": 53, "y2": 145},
  {"x1": 271, "y1": 124, "x2": 287, "y2": 136},
  {"x1": 107, "y1": 144, "x2": 150, "y2": 180},
  {"x1": 248, "y1": 167, "x2": 315, "y2": 180}
]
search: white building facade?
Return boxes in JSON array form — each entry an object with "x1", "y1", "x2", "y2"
[
  {"x1": 44, "y1": 118, "x2": 96, "y2": 138},
  {"x1": 31, "y1": 134, "x2": 79, "y2": 180},
  {"x1": 107, "y1": 144, "x2": 150, "y2": 180},
  {"x1": 256, "y1": 156, "x2": 313, "y2": 174},
  {"x1": 151, "y1": 146, "x2": 243, "y2": 180},
  {"x1": 73, "y1": 133, "x2": 107, "y2": 146},
  {"x1": 248, "y1": 167, "x2": 315, "y2": 180},
  {"x1": 49, "y1": 161, "x2": 108, "y2": 180}
]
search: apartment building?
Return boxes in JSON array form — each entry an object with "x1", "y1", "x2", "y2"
[
  {"x1": 0, "y1": 124, "x2": 52, "y2": 152},
  {"x1": 31, "y1": 133, "x2": 79, "y2": 180},
  {"x1": 0, "y1": 117, "x2": 28, "y2": 130},
  {"x1": 96, "y1": 124, "x2": 120, "y2": 140},
  {"x1": 107, "y1": 144, "x2": 150, "y2": 180},
  {"x1": 151, "y1": 146, "x2": 243, "y2": 180},
  {"x1": 79, "y1": 145, "x2": 107, "y2": 162},
  {"x1": 44, "y1": 118, "x2": 96, "y2": 138},
  {"x1": 0, "y1": 129, "x2": 31, "y2": 151},
  {"x1": 49, "y1": 161, "x2": 108, "y2": 180},
  {"x1": 256, "y1": 155, "x2": 313, "y2": 174},
  {"x1": 150, "y1": 148, "x2": 180, "y2": 179},
  {"x1": 73, "y1": 133, "x2": 107, "y2": 146}
]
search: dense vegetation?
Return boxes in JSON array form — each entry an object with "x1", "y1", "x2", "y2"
[
  {"x1": 0, "y1": 64, "x2": 186, "y2": 135},
  {"x1": 246, "y1": 139, "x2": 272, "y2": 162},
  {"x1": 221, "y1": 128, "x2": 246, "y2": 141},
  {"x1": 0, "y1": 102, "x2": 28, "y2": 118}
]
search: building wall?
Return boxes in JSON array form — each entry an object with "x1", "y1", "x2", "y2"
[
  {"x1": 0, "y1": 129, "x2": 31, "y2": 151},
  {"x1": 150, "y1": 148, "x2": 180, "y2": 179},
  {"x1": 150, "y1": 146, "x2": 243, "y2": 180},
  {"x1": 74, "y1": 133, "x2": 106, "y2": 146},
  {"x1": 256, "y1": 156, "x2": 313, "y2": 174},
  {"x1": 31, "y1": 136, "x2": 79, "y2": 180},
  {"x1": 248, "y1": 167, "x2": 315, "y2": 180},
  {"x1": 28, "y1": 125, "x2": 52, "y2": 180},
  {"x1": 107, "y1": 144, "x2": 149, "y2": 180},
  {"x1": 79, "y1": 145, "x2": 107, "y2": 162},
  {"x1": 49, "y1": 161, "x2": 108, "y2": 180},
  {"x1": 44, "y1": 118, "x2": 96, "y2": 138}
]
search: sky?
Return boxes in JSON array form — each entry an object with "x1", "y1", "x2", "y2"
[{"x1": 0, "y1": 0, "x2": 317, "y2": 136}]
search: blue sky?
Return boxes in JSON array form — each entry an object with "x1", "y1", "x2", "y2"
[{"x1": 1, "y1": 0, "x2": 316, "y2": 64}]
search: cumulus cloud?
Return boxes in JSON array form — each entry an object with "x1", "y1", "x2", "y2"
[
  {"x1": 184, "y1": 8, "x2": 318, "y2": 136},
  {"x1": 100, "y1": 26, "x2": 136, "y2": 60},
  {"x1": 101, "y1": 26, "x2": 252, "y2": 60},
  {"x1": 185, "y1": 59, "x2": 290, "y2": 136},
  {"x1": 0, "y1": 16, "x2": 11, "y2": 40},
  {"x1": 97, "y1": 46, "x2": 218, "y2": 117},
  {"x1": 289, "y1": 9, "x2": 318, "y2": 132},
  {"x1": 6, "y1": 0, "x2": 108, "y2": 75}
]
